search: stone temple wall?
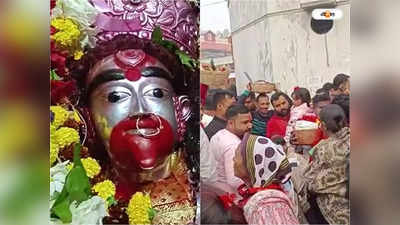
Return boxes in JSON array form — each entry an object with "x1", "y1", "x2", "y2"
[{"x1": 228, "y1": 0, "x2": 350, "y2": 96}]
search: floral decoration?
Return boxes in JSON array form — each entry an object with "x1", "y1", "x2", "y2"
[
  {"x1": 92, "y1": 180, "x2": 116, "y2": 201},
  {"x1": 126, "y1": 192, "x2": 156, "y2": 225}
]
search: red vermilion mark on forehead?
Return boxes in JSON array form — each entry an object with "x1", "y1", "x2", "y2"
[
  {"x1": 125, "y1": 68, "x2": 141, "y2": 81},
  {"x1": 113, "y1": 49, "x2": 146, "y2": 81},
  {"x1": 112, "y1": 49, "x2": 164, "y2": 82},
  {"x1": 112, "y1": 49, "x2": 163, "y2": 82}
]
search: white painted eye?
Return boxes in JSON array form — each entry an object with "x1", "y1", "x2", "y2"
[
  {"x1": 107, "y1": 91, "x2": 131, "y2": 103},
  {"x1": 143, "y1": 88, "x2": 170, "y2": 99}
]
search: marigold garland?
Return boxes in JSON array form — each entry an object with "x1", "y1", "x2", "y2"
[
  {"x1": 73, "y1": 50, "x2": 84, "y2": 60},
  {"x1": 50, "y1": 124, "x2": 57, "y2": 137},
  {"x1": 50, "y1": 141, "x2": 60, "y2": 165},
  {"x1": 54, "y1": 127, "x2": 80, "y2": 149},
  {"x1": 126, "y1": 192, "x2": 152, "y2": 225},
  {"x1": 50, "y1": 106, "x2": 69, "y2": 129},
  {"x1": 67, "y1": 157, "x2": 101, "y2": 179},
  {"x1": 92, "y1": 180, "x2": 116, "y2": 201},
  {"x1": 50, "y1": 105, "x2": 83, "y2": 166},
  {"x1": 81, "y1": 157, "x2": 101, "y2": 178},
  {"x1": 51, "y1": 18, "x2": 81, "y2": 48}
]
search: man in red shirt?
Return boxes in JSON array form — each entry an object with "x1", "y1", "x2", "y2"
[{"x1": 266, "y1": 92, "x2": 293, "y2": 139}]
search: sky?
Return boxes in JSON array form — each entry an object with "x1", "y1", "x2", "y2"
[{"x1": 200, "y1": 0, "x2": 231, "y2": 32}]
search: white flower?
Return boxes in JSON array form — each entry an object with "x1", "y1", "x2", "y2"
[
  {"x1": 70, "y1": 196, "x2": 108, "y2": 225},
  {"x1": 50, "y1": 160, "x2": 70, "y2": 199},
  {"x1": 51, "y1": 0, "x2": 100, "y2": 48}
]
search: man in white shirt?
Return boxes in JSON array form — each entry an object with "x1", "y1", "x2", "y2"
[{"x1": 209, "y1": 104, "x2": 253, "y2": 194}]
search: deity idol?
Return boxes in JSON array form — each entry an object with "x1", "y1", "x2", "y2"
[{"x1": 50, "y1": 0, "x2": 199, "y2": 224}]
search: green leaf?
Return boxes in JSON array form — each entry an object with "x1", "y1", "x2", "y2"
[
  {"x1": 151, "y1": 26, "x2": 178, "y2": 52},
  {"x1": 148, "y1": 208, "x2": 157, "y2": 221},
  {"x1": 66, "y1": 167, "x2": 91, "y2": 202},
  {"x1": 176, "y1": 50, "x2": 197, "y2": 71},
  {"x1": 51, "y1": 144, "x2": 91, "y2": 223},
  {"x1": 66, "y1": 144, "x2": 91, "y2": 203},
  {"x1": 51, "y1": 185, "x2": 69, "y2": 211},
  {"x1": 50, "y1": 70, "x2": 62, "y2": 81},
  {"x1": 160, "y1": 40, "x2": 179, "y2": 52},
  {"x1": 51, "y1": 195, "x2": 72, "y2": 223},
  {"x1": 106, "y1": 196, "x2": 117, "y2": 207},
  {"x1": 72, "y1": 143, "x2": 83, "y2": 167},
  {"x1": 51, "y1": 185, "x2": 72, "y2": 223},
  {"x1": 151, "y1": 26, "x2": 198, "y2": 71},
  {"x1": 151, "y1": 26, "x2": 163, "y2": 44},
  {"x1": 51, "y1": 191, "x2": 61, "y2": 201}
]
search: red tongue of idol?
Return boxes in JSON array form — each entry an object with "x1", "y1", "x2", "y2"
[{"x1": 109, "y1": 114, "x2": 174, "y2": 171}]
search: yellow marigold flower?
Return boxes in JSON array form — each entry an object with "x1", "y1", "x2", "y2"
[
  {"x1": 127, "y1": 192, "x2": 152, "y2": 225},
  {"x1": 50, "y1": 124, "x2": 59, "y2": 165},
  {"x1": 73, "y1": 50, "x2": 84, "y2": 60},
  {"x1": 50, "y1": 141, "x2": 59, "y2": 165},
  {"x1": 54, "y1": 127, "x2": 80, "y2": 149},
  {"x1": 50, "y1": 106, "x2": 69, "y2": 129},
  {"x1": 81, "y1": 157, "x2": 101, "y2": 178},
  {"x1": 51, "y1": 18, "x2": 81, "y2": 48},
  {"x1": 92, "y1": 180, "x2": 116, "y2": 201},
  {"x1": 50, "y1": 124, "x2": 57, "y2": 138}
]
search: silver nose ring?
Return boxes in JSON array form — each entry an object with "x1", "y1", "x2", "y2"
[{"x1": 135, "y1": 113, "x2": 163, "y2": 137}]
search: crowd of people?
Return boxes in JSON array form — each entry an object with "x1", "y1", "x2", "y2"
[{"x1": 200, "y1": 74, "x2": 350, "y2": 225}]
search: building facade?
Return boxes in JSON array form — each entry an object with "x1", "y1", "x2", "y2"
[
  {"x1": 200, "y1": 30, "x2": 234, "y2": 71},
  {"x1": 228, "y1": 0, "x2": 350, "y2": 94}
]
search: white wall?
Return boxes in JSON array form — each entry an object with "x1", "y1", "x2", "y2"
[{"x1": 229, "y1": 0, "x2": 350, "y2": 95}]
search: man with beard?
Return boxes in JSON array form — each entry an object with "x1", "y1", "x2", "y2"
[
  {"x1": 243, "y1": 93, "x2": 257, "y2": 112},
  {"x1": 266, "y1": 92, "x2": 293, "y2": 139},
  {"x1": 238, "y1": 91, "x2": 257, "y2": 112},
  {"x1": 208, "y1": 104, "x2": 253, "y2": 194},
  {"x1": 251, "y1": 93, "x2": 274, "y2": 136}
]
